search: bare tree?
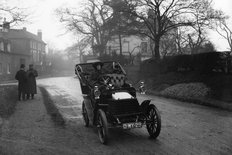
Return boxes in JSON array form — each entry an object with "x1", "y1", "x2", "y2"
[
  {"x1": 56, "y1": 0, "x2": 113, "y2": 56},
  {"x1": 186, "y1": 25, "x2": 207, "y2": 55},
  {"x1": 124, "y1": 0, "x2": 224, "y2": 59},
  {"x1": 66, "y1": 36, "x2": 92, "y2": 63},
  {"x1": 127, "y1": 46, "x2": 140, "y2": 64},
  {"x1": 216, "y1": 20, "x2": 232, "y2": 52},
  {"x1": 160, "y1": 33, "x2": 177, "y2": 57},
  {"x1": 174, "y1": 27, "x2": 190, "y2": 54},
  {"x1": 0, "y1": 3, "x2": 28, "y2": 26}
]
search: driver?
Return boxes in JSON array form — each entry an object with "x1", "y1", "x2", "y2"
[
  {"x1": 112, "y1": 63, "x2": 122, "y2": 74},
  {"x1": 90, "y1": 61, "x2": 104, "y2": 86}
]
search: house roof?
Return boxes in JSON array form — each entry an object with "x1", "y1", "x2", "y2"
[{"x1": 0, "y1": 29, "x2": 46, "y2": 44}]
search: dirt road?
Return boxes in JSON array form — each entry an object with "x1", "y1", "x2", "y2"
[{"x1": 0, "y1": 76, "x2": 232, "y2": 155}]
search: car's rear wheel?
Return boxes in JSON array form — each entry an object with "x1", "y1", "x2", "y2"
[
  {"x1": 97, "y1": 109, "x2": 108, "y2": 144},
  {"x1": 146, "y1": 104, "x2": 161, "y2": 139},
  {"x1": 82, "y1": 102, "x2": 89, "y2": 127}
]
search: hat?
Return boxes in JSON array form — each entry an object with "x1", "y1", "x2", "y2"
[
  {"x1": 92, "y1": 62, "x2": 104, "y2": 69},
  {"x1": 20, "y1": 64, "x2": 25, "y2": 68}
]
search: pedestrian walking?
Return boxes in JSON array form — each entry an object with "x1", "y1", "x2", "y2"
[
  {"x1": 15, "y1": 64, "x2": 27, "y2": 101},
  {"x1": 26, "y1": 64, "x2": 38, "y2": 99}
]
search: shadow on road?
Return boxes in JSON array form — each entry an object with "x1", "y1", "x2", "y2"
[{"x1": 39, "y1": 87, "x2": 65, "y2": 126}]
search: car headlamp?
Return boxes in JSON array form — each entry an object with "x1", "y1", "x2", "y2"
[
  {"x1": 94, "y1": 86, "x2": 101, "y2": 99},
  {"x1": 140, "y1": 81, "x2": 144, "y2": 87}
]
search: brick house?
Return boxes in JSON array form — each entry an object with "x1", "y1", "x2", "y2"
[{"x1": 0, "y1": 25, "x2": 46, "y2": 81}]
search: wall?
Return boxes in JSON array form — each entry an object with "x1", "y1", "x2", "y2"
[
  {"x1": 0, "y1": 52, "x2": 30, "y2": 81},
  {"x1": 0, "y1": 52, "x2": 12, "y2": 81},
  {"x1": 10, "y1": 38, "x2": 30, "y2": 55}
]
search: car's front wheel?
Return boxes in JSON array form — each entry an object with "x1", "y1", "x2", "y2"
[
  {"x1": 146, "y1": 104, "x2": 161, "y2": 139},
  {"x1": 97, "y1": 109, "x2": 108, "y2": 144}
]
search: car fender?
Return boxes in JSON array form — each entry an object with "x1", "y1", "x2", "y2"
[
  {"x1": 83, "y1": 97, "x2": 94, "y2": 125},
  {"x1": 140, "y1": 100, "x2": 151, "y2": 114}
]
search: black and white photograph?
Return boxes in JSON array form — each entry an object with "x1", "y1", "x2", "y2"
[{"x1": 0, "y1": 0, "x2": 232, "y2": 154}]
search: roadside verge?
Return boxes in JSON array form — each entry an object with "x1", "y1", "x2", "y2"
[
  {"x1": 39, "y1": 87, "x2": 65, "y2": 125},
  {"x1": 147, "y1": 90, "x2": 232, "y2": 111},
  {"x1": 39, "y1": 86, "x2": 82, "y2": 125},
  {"x1": 0, "y1": 85, "x2": 18, "y2": 127}
]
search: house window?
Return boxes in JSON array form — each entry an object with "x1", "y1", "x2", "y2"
[
  {"x1": 0, "y1": 42, "x2": 4, "y2": 51},
  {"x1": 33, "y1": 42, "x2": 36, "y2": 49},
  {"x1": 38, "y1": 43, "x2": 41, "y2": 50},
  {"x1": 42, "y1": 45, "x2": 45, "y2": 51},
  {"x1": 0, "y1": 63, "x2": 2, "y2": 74},
  {"x1": 30, "y1": 41, "x2": 32, "y2": 49},
  {"x1": 33, "y1": 50, "x2": 36, "y2": 61},
  {"x1": 7, "y1": 43, "x2": 11, "y2": 52},
  {"x1": 7, "y1": 63, "x2": 11, "y2": 74},
  {"x1": 37, "y1": 51, "x2": 39, "y2": 62},
  {"x1": 141, "y1": 42, "x2": 148, "y2": 53}
]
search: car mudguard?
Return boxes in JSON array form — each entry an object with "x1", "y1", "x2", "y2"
[
  {"x1": 83, "y1": 97, "x2": 94, "y2": 125},
  {"x1": 140, "y1": 100, "x2": 151, "y2": 114}
]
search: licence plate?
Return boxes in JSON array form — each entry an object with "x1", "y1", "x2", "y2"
[{"x1": 122, "y1": 122, "x2": 142, "y2": 129}]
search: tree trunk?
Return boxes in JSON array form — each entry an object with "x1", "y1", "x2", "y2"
[
  {"x1": 119, "y1": 34, "x2": 122, "y2": 56},
  {"x1": 79, "y1": 52, "x2": 83, "y2": 63},
  {"x1": 96, "y1": 44, "x2": 105, "y2": 57},
  {"x1": 154, "y1": 38, "x2": 160, "y2": 59}
]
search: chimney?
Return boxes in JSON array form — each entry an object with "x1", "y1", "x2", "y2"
[
  {"x1": 2, "y1": 18, "x2": 10, "y2": 32},
  {"x1": 37, "y1": 29, "x2": 42, "y2": 40},
  {"x1": 22, "y1": 27, "x2": 27, "y2": 31}
]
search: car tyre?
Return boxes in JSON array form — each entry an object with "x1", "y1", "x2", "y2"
[
  {"x1": 146, "y1": 104, "x2": 161, "y2": 139},
  {"x1": 97, "y1": 109, "x2": 108, "y2": 144}
]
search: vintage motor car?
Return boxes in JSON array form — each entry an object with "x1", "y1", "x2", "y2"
[{"x1": 75, "y1": 61, "x2": 161, "y2": 144}]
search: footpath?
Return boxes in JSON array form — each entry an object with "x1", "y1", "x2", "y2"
[
  {"x1": 0, "y1": 88, "x2": 82, "y2": 155},
  {"x1": 0, "y1": 89, "x2": 65, "y2": 154}
]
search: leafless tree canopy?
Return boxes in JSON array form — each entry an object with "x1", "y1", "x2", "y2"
[
  {"x1": 123, "y1": 0, "x2": 225, "y2": 58},
  {"x1": 216, "y1": 20, "x2": 232, "y2": 52},
  {"x1": 65, "y1": 36, "x2": 92, "y2": 62},
  {"x1": 56, "y1": 0, "x2": 113, "y2": 56},
  {"x1": 56, "y1": 0, "x2": 225, "y2": 58},
  {"x1": 0, "y1": 3, "x2": 28, "y2": 26}
]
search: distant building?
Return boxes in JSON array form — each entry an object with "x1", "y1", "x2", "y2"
[
  {"x1": 0, "y1": 22, "x2": 46, "y2": 81},
  {"x1": 106, "y1": 33, "x2": 177, "y2": 64},
  {"x1": 106, "y1": 35, "x2": 152, "y2": 63},
  {"x1": 105, "y1": 8, "x2": 178, "y2": 63}
]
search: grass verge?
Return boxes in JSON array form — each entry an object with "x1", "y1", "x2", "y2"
[
  {"x1": 39, "y1": 86, "x2": 65, "y2": 126},
  {"x1": 0, "y1": 85, "x2": 18, "y2": 118}
]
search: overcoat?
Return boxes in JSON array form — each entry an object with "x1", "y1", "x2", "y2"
[
  {"x1": 15, "y1": 70, "x2": 27, "y2": 92},
  {"x1": 26, "y1": 69, "x2": 38, "y2": 94}
]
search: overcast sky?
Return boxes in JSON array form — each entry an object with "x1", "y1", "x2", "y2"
[{"x1": 5, "y1": 0, "x2": 232, "y2": 51}]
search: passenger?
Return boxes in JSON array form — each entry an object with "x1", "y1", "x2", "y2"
[
  {"x1": 15, "y1": 64, "x2": 27, "y2": 101},
  {"x1": 112, "y1": 63, "x2": 122, "y2": 74},
  {"x1": 26, "y1": 64, "x2": 38, "y2": 99}
]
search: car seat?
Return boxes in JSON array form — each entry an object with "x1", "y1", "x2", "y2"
[{"x1": 109, "y1": 74, "x2": 125, "y2": 88}]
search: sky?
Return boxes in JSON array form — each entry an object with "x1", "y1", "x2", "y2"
[
  {"x1": 6, "y1": 0, "x2": 82, "y2": 50},
  {"x1": 210, "y1": 0, "x2": 232, "y2": 51},
  {"x1": 3, "y1": 0, "x2": 232, "y2": 51}
]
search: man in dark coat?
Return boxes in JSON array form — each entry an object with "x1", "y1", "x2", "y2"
[
  {"x1": 26, "y1": 64, "x2": 38, "y2": 99},
  {"x1": 15, "y1": 64, "x2": 27, "y2": 101}
]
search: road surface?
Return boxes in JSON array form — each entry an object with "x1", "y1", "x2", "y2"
[{"x1": 0, "y1": 76, "x2": 232, "y2": 155}]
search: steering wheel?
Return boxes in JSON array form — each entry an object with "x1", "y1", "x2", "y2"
[
  {"x1": 99, "y1": 75, "x2": 111, "y2": 85},
  {"x1": 93, "y1": 74, "x2": 111, "y2": 85}
]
